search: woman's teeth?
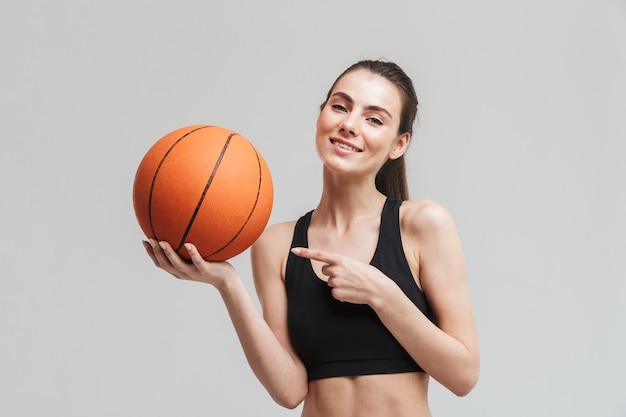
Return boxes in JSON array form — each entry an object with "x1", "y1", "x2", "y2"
[{"x1": 331, "y1": 139, "x2": 361, "y2": 152}]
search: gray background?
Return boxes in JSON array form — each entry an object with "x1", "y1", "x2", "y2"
[{"x1": 1, "y1": 0, "x2": 625, "y2": 416}]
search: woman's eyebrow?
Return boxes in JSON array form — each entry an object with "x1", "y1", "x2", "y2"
[{"x1": 330, "y1": 91, "x2": 393, "y2": 119}]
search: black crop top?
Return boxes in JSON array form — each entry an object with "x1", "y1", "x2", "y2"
[{"x1": 285, "y1": 198, "x2": 436, "y2": 381}]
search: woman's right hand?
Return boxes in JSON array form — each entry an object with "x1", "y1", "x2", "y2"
[{"x1": 142, "y1": 239, "x2": 236, "y2": 288}]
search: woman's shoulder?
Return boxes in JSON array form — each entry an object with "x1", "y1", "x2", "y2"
[
  {"x1": 250, "y1": 220, "x2": 299, "y2": 282},
  {"x1": 259, "y1": 220, "x2": 298, "y2": 242},
  {"x1": 251, "y1": 220, "x2": 298, "y2": 260},
  {"x1": 399, "y1": 198, "x2": 458, "y2": 236}
]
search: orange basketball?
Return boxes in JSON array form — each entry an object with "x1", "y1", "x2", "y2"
[{"x1": 133, "y1": 125, "x2": 273, "y2": 261}]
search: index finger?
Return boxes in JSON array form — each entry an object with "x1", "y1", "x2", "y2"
[{"x1": 291, "y1": 247, "x2": 339, "y2": 264}]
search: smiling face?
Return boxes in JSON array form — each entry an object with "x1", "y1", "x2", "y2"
[{"x1": 315, "y1": 69, "x2": 410, "y2": 179}]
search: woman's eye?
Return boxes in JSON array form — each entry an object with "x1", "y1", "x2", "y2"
[
  {"x1": 368, "y1": 117, "x2": 383, "y2": 125},
  {"x1": 331, "y1": 104, "x2": 347, "y2": 112}
]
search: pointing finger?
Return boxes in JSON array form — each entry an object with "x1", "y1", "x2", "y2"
[{"x1": 291, "y1": 247, "x2": 338, "y2": 264}]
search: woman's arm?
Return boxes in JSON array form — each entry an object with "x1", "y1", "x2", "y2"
[
  {"x1": 376, "y1": 199, "x2": 479, "y2": 396},
  {"x1": 143, "y1": 223, "x2": 308, "y2": 408},
  {"x1": 248, "y1": 222, "x2": 309, "y2": 407}
]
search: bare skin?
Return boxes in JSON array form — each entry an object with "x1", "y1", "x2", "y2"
[
  {"x1": 303, "y1": 373, "x2": 430, "y2": 417},
  {"x1": 143, "y1": 68, "x2": 479, "y2": 416}
]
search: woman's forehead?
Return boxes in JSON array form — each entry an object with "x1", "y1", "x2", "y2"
[{"x1": 331, "y1": 70, "x2": 402, "y2": 110}]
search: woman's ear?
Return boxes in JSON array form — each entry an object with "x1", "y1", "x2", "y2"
[{"x1": 388, "y1": 132, "x2": 411, "y2": 160}]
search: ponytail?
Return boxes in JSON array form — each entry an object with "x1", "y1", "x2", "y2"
[{"x1": 375, "y1": 155, "x2": 409, "y2": 201}]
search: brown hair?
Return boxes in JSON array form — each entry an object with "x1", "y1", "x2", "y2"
[{"x1": 320, "y1": 60, "x2": 419, "y2": 200}]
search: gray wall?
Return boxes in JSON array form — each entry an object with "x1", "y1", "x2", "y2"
[{"x1": 1, "y1": 1, "x2": 624, "y2": 416}]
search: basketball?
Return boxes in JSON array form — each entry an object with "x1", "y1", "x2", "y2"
[{"x1": 133, "y1": 125, "x2": 273, "y2": 261}]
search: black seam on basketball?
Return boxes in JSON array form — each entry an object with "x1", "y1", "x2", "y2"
[
  {"x1": 205, "y1": 145, "x2": 264, "y2": 260},
  {"x1": 175, "y1": 132, "x2": 236, "y2": 252},
  {"x1": 148, "y1": 125, "x2": 213, "y2": 241}
]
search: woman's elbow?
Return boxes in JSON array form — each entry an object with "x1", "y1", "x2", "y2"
[
  {"x1": 270, "y1": 385, "x2": 307, "y2": 409},
  {"x1": 451, "y1": 381, "x2": 476, "y2": 397},
  {"x1": 277, "y1": 397, "x2": 304, "y2": 410},
  {"x1": 450, "y1": 366, "x2": 479, "y2": 397}
]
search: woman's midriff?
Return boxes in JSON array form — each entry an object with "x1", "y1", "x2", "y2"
[{"x1": 301, "y1": 372, "x2": 432, "y2": 417}]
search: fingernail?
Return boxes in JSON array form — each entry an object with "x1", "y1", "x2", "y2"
[
  {"x1": 291, "y1": 248, "x2": 301, "y2": 255},
  {"x1": 148, "y1": 239, "x2": 157, "y2": 248},
  {"x1": 159, "y1": 241, "x2": 166, "y2": 250}
]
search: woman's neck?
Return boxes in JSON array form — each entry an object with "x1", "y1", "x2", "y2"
[{"x1": 313, "y1": 169, "x2": 387, "y2": 230}]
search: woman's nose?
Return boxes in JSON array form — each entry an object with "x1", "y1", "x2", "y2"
[{"x1": 339, "y1": 115, "x2": 358, "y2": 136}]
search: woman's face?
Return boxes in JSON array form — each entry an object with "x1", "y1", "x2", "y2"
[{"x1": 315, "y1": 69, "x2": 409, "y2": 178}]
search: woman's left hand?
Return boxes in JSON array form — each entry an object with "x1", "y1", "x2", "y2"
[
  {"x1": 143, "y1": 239, "x2": 236, "y2": 289},
  {"x1": 291, "y1": 247, "x2": 390, "y2": 305}
]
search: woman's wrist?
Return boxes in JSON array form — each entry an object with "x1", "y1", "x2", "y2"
[
  {"x1": 215, "y1": 270, "x2": 244, "y2": 298},
  {"x1": 368, "y1": 273, "x2": 401, "y2": 312}
]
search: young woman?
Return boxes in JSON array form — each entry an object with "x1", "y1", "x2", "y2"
[{"x1": 143, "y1": 60, "x2": 479, "y2": 417}]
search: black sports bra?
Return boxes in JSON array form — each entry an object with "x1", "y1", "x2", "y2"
[{"x1": 285, "y1": 198, "x2": 436, "y2": 381}]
